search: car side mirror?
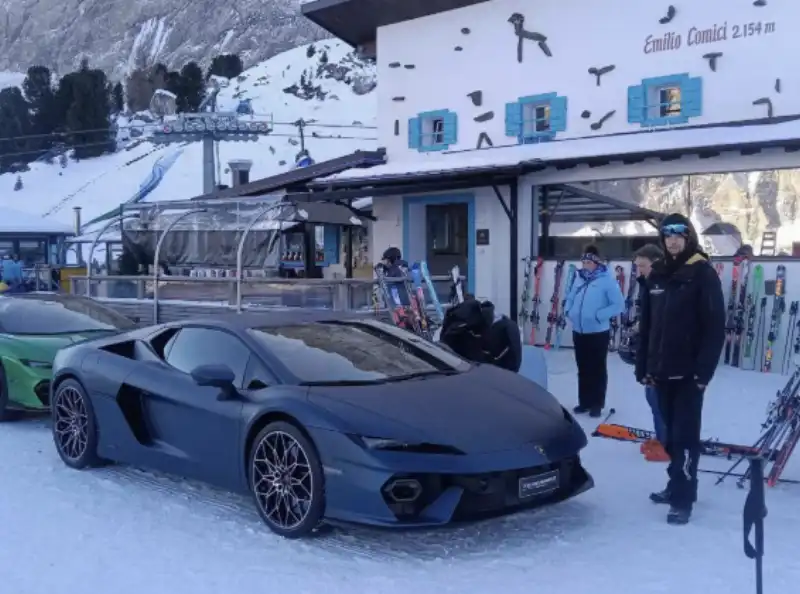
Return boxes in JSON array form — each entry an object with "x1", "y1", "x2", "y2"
[{"x1": 190, "y1": 364, "x2": 237, "y2": 400}]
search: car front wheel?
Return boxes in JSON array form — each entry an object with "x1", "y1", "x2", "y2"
[
  {"x1": 51, "y1": 378, "x2": 102, "y2": 469},
  {"x1": 249, "y1": 421, "x2": 325, "y2": 538}
]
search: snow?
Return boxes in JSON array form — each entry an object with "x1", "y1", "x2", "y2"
[
  {"x1": 0, "y1": 40, "x2": 376, "y2": 230},
  {"x1": 2, "y1": 349, "x2": 798, "y2": 594},
  {"x1": 321, "y1": 118, "x2": 800, "y2": 183},
  {"x1": 0, "y1": 206, "x2": 73, "y2": 233},
  {"x1": 0, "y1": 70, "x2": 23, "y2": 90}
]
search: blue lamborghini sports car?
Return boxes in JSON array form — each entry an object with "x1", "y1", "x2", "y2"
[{"x1": 50, "y1": 310, "x2": 593, "y2": 538}]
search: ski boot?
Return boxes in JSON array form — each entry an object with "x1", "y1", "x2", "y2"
[
  {"x1": 667, "y1": 506, "x2": 691, "y2": 525},
  {"x1": 649, "y1": 488, "x2": 671, "y2": 504}
]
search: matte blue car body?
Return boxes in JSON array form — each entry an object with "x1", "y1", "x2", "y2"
[{"x1": 51, "y1": 313, "x2": 592, "y2": 528}]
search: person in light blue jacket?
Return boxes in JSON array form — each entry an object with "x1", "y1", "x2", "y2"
[{"x1": 563, "y1": 245, "x2": 624, "y2": 417}]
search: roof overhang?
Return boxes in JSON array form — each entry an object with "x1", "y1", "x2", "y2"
[
  {"x1": 301, "y1": 0, "x2": 489, "y2": 47},
  {"x1": 187, "y1": 150, "x2": 386, "y2": 201},
  {"x1": 307, "y1": 163, "x2": 524, "y2": 200},
  {"x1": 542, "y1": 184, "x2": 662, "y2": 223}
]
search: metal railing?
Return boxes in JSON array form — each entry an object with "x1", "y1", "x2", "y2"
[{"x1": 68, "y1": 273, "x2": 457, "y2": 322}]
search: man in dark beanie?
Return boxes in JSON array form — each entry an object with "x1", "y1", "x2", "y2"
[{"x1": 635, "y1": 213, "x2": 725, "y2": 525}]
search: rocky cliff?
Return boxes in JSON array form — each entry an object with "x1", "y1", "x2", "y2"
[{"x1": 0, "y1": 0, "x2": 324, "y2": 78}]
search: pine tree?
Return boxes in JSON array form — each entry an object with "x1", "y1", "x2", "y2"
[
  {"x1": 124, "y1": 68, "x2": 152, "y2": 112},
  {"x1": 319, "y1": 50, "x2": 328, "y2": 64},
  {"x1": 22, "y1": 65, "x2": 57, "y2": 156},
  {"x1": 111, "y1": 82, "x2": 124, "y2": 113},
  {"x1": 207, "y1": 54, "x2": 244, "y2": 79},
  {"x1": 179, "y1": 62, "x2": 205, "y2": 112},
  {"x1": 0, "y1": 87, "x2": 32, "y2": 172},
  {"x1": 14, "y1": 175, "x2": 22, "y2": 191},
  {"x1": 306, "y1": 44, "x2": 316, "y2": 58},
  {"x1": 62, "y1": 59, "x2": 114, "y2": 159}
]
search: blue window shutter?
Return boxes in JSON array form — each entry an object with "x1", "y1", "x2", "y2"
[
  {"x1": 505, "y1": 102, "x2": 523, "y2": 137},
  {"x1": 549, "y1": 96, "x2": 567, "y2": 132},
  {"x1": 627, "y1": 84, "x2": 646, "y2": 123},
  {"x1": 681, "y1": 76, "x2": 703, "y2": 117},
  {"x1": 407, "y1": 117, "x2": 421, "y2": 149},
  {"x1": 442, "y1": 111, "x2": 457, "y2": 144}
]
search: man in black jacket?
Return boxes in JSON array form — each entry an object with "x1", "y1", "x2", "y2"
[{"x1": 635, "y1": 213, "x2": 725, "y2": 525}]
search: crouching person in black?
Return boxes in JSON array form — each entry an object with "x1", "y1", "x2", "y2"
[
  {"x1": 439, "y1": 296, "x2": 522, "y2": 372},
  {"x1": 635, "y1": 214, "x2": 725, "y2": 525}
]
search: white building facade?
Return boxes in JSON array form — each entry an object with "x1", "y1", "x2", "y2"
[{"x1": 303, "y1": 0, "x2": 800, "y2": 319}]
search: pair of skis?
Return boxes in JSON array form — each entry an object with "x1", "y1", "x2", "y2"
[
  {"x1": 593, "y1": 421, "x2": 780, "y2": 462},
  {"x1": 372, "y1": 261, "x2": 459, "y2": 339}
]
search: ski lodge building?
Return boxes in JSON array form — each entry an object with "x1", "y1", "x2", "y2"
[{"x1": 298, "y1": 0, "x2": 796, "y2": 321}]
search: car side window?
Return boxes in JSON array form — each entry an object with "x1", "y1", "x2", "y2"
[
  {"x1": 164, "y1": 327, "x2": 251, "y2": 389},
  {"x1": 242, "y1": 355, "x2": 276, "y2": 390}
]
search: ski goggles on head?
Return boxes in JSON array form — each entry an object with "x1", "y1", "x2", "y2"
[
  {"x1": 661, "y1": 223, "x2": 690, "y2": 237},
  {"x1": 581, "y1": 253, "x2": 602, "y2": 265}
]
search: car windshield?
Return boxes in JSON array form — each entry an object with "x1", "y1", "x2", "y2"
[
  {"x1": 0, "y1": 297, "x2": 134, "y2": 335},
  {"x1": 247, "y1": 320, "x2": 471, "y2": 383}
]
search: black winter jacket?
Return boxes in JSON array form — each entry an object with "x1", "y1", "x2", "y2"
[
  {"x1": 440, "y1": 300, "x2": 522, "y2": 372},
  {"x1": 635, "y1": 253, "x2": 725, "y2": 385}
]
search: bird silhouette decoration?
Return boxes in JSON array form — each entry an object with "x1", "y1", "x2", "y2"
[
  {"x1": 588, "y1": 65, "x2": 615, "y2": 86},
  {"x1": 508, "y1": 13, "x2": 552, "y2": 62}
]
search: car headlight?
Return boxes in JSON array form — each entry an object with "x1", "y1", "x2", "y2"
[
  {"x1": 357, "y1": 436, "x2": 464, "y2": 455},
  {"x1": 20, "y1": 359, "x2": 52, "y2": 369}
]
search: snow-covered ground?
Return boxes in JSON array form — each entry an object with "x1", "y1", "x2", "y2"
[
  {"x1": 1, "y1": 350, "x2": 798, "y2": 594},
  {"x1": 0, "y1": 70, "x2": 23, "y2": 90},
  {"x1": 0, "y1": 40, "x2": 376, "y2": 229}
]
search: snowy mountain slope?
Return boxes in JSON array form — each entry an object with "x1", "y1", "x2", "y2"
[
  {"x1": 0, "y1": 0, "x2": 324, "y2": 79},
  {"x1": 0, "y1": 40, "x2": 376, "y2": 229}
]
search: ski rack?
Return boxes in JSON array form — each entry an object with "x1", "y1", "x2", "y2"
[{"x1": 715, "y1": 368, "x2": 800, "y2": 488}]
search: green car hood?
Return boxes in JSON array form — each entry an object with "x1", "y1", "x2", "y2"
[{"x1": 0, "y1": 332, "x2": 111, "y2": 363}]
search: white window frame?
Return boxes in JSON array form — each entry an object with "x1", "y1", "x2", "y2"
[
  {"x1": 522, "y1": 103, "x2": 551, "y2": 138},
  {"x1": 421, "y1": 117, "x2": 445, "y2": 146},
  {"x1": 648, "y1": 85, "x2": 682, "y2": 120}
]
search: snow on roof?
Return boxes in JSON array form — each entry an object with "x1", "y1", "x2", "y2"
[
  {"x1": 319, "y1": 118, "x2": 800, "y2": 183},
  {"x1": 0, "y1": 207, "x2": 73, "y2": 234}
]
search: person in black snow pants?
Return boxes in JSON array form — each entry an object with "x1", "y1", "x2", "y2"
[
  {"x1": 563, "y1": 245, "x2": 625, "y2": 417},
  {"x1": 635, "y1": 213, "x2": 725, "y2": 526}
]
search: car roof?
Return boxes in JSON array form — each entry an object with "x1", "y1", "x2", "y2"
[{"x1": 176, "y1": 309, "x2": 371, "y2": 331}]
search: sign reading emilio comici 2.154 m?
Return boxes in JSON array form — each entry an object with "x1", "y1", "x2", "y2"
[{"x1": 643, "y1": 19, "x2": 776, "y2": 53}]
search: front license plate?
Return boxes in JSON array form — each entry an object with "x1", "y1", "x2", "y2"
[{"x1": 518, "y1": 470, "x2": 560, "y2": 499}]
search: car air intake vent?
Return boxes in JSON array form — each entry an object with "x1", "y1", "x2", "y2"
[{"x1": 381, "y1": 443, "x2": 464, "y2": 455}]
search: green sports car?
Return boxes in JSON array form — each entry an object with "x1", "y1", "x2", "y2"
[{"x1": 0, "y1": 293, "x2": 137, "y2": 420}]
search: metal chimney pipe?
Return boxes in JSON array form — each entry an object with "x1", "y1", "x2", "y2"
[
  {"x1": 73, "y1": 206, "x2": 82, "y2": 235},
  {"x1": 229, "y1": 159, "x2": 253, "y2": 188}
]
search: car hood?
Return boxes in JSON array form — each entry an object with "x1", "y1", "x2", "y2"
[
  {"x1": 0, "y1": 332, "x2": 112, "y2": 363},
  {"x1": 307, "y1": 364, "x2": 576, "y2": 454}
]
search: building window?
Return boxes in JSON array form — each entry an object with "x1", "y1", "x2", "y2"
[
  {"x1": 524, "y1": 103, "x2": 551, "y2": 135},
  {"x1": 656, "y1": 86, "x2": 681, "y2": 118},
  {"x1": 408, "y1": 110, "x2": 458, "y2": 152},
  {"x1": 628, "y1": 74, "x2": 702, "y2": 127},
  {"x1": 505, "y1": 93, "x2": 567, "y2": 144},
  {"x1": 424, "y1": 116, "x2": 445, "y2": 146}
]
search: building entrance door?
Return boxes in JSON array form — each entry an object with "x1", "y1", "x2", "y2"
[{"x1": 426, "y1": 203, "x2": 468, "y2": 297}]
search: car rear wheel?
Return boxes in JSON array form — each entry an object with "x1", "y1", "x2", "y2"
[
  {"x1": 52, "y1": 379, "x2": 102, "y2": 469},
  {"x1": 249, "y1": 421, "x2": 325, "y2": 538}
]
